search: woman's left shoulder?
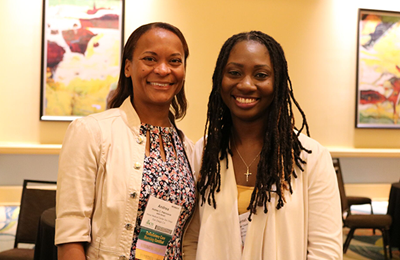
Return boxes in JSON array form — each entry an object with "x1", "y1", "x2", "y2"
[
  {"x1": 296, "y1": 133, "x2": 336, "y2": 181},
  {"x1": 297, "y1": 133, "x2": 329, "y2": 156},
  {"x1": 296, "y1": 133, "x2": 333, "y2": 172}
]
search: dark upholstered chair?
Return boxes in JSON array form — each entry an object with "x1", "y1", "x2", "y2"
[
  {"x1": 0, "y1": 180, "x2": 56, "y2": 260},
  {"x1": 333, "y1": 158, "x2": 392, "y2": 259}
]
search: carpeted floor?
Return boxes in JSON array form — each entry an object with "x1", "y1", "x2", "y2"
[
  {"x1": 343, "y1": 227, "x2": 399, "y2": 260},
  {"x1": 343, "y1": 202, "x2": 398, "y2": 260}
]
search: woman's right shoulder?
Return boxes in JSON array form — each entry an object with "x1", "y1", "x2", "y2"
[
  {"x1": 64, "y1": 109, "x2": 122, "y2": 148},
  {"x1": 69, "y1": 108, "x2": 121, "y2": 130}
]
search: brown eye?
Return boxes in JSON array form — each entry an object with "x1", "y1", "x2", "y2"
[
  {"x1": 255, "y1": 73, "x2": 268, "y2": 79},
  {"x1": 170, "y1": 58, "x2": 183, "y2": 65},
  {"x1": 228, "y1": 70, "x2": 240, "y2": 77},
  {"x1": 142, "y1": 57, "x2": 156, "y2": 62}
]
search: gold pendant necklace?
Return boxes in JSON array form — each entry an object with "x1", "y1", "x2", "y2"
[{"x1": 232, "y1": 139, "x2": 261, "y2": 182}]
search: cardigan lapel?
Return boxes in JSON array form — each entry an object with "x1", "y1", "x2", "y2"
[{"x1": 197, "y1": 154, "x2": 242, "y2": 260}]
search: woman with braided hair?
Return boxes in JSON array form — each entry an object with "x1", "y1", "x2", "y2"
[{"x1": 183, "y1": 31, "x2": 342, "y2": 259}]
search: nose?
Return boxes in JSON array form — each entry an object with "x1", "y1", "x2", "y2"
[
  {"x1": 237, "y1": 76, "x2": 256, "y2": 91},
  {"x1": 153, "y1": 62, "x2": 171, "y2": 76}
]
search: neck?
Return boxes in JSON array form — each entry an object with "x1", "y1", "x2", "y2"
[
  {"x1": 231, "y1": 118, "x2": 266, "y2": 146},
  {"x1": 230, "y1": 118, "x2": 265, "y2": 186},
  {"x1": 133, "y1": 103, "x2": 171, "y2": 127}
]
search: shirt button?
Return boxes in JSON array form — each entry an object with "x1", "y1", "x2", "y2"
[
  {"x1": 119, "y1": 255, "x2": 126, "y2": 260},
  {"x1": 130, "y1": 192, "x2": 137, "y2": 199},
  {"x1": 125, "y1": 223, "x2": 132, "y2": 230},
  {"x1": 134, "y1": 162, "x2": 141, "y2": 169},
  {"x1": 137, "y1": 135, "x2": 144, "y2": 144}
]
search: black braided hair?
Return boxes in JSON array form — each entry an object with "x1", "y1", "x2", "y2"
[{"x1": 197, "y1": 31, "x2": 311, "y2": 219}]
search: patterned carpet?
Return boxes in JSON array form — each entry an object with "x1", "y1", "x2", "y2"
[
  {"x1": 343, "y1": 202, "x2": 398, "y2": 259},
  {"x1": 343, "y1": 227, "x2": 399, "y2": 260}
]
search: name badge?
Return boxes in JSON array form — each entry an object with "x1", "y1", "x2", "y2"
[
  {"x1": 239, "y1": 211, "x2": 250, "y2": 249},
  {"x1": 136, "y1": 196, "x2": 182, "y2": 260}
]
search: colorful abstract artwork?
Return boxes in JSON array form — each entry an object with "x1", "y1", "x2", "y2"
[
  {"x1": 40, "y1": 0, "x2": 124, "y2": 121},
  {"x1": 356, "y1": 9, "x2": 400, "y2": 128}
]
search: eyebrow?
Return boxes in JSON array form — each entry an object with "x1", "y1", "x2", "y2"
[
  {"x1": 226, "y1": 62, "x2": 271, "y2": 69},
  {"x1": 142, "y1": 51, "x2": 182, "y2": 57},
  {"x1": 143, "y1": 51, "x2": 157, "y2": 56}
]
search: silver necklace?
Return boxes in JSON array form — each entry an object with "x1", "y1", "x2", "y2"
[{"x1": 232, "y1": 139, "x2": 261, "y2": 182}]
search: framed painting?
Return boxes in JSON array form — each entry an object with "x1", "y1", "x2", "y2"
[
  {"x1": 40, "y1": 0, "x2": 124, "y2": 121},
  {"x1": 355, "y1": 9, "x2": 400, "y2": 128}
]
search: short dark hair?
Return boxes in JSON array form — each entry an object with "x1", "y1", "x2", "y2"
[
  {"x1": 108, "y1": 22, "x2": 189, "y2": 120},
  {"x1": 197, "y1": 31, "x2": 311, "y2": 218}
]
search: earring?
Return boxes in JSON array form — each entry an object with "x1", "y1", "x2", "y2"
[{"x1": 125, "y1": 74, "x2": 129, "y2": 77}]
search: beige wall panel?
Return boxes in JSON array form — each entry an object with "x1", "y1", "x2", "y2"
[{"x1": 1, "y1": 0, "x2": 399, "y2": 148}]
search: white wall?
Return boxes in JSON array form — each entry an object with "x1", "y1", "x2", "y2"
[{"x1": 0, "y1": 154, "x2": 58, "y2": 186}]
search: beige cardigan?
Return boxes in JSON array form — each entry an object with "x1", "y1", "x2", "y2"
[
  {"x1": 56, "y1": 97, "x2": 195, "y2": 259},
  {"x1": 183, "y1": 134, "x2": 343, "y2": 260}
]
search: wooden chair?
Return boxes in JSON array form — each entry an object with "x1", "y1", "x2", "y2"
[
  {"x1": 0, "y1": 180, "x2": 56, "y2": 260},
  {"x1": 333, "y1": 158, "x2": 392, "y2": 259}
]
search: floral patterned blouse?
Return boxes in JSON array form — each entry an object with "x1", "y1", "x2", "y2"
[{"x1": 130, "y1": 123, "x2": 195, "y2": 260}]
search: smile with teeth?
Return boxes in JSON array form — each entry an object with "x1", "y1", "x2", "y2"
[
  {"x1": 149, "y1": 82, "x2": 172, "y2": 87},
  {"x1": 234, "y1": 96, "x2": 258, "y2": 104}
]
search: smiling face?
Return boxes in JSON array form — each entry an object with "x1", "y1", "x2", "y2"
[
  {"x1": 125, "y1": 27, "x2": 185, "y2": 113},
  {"x1": 221, "y1": 40, "x2": 274, "y2": 123}
]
